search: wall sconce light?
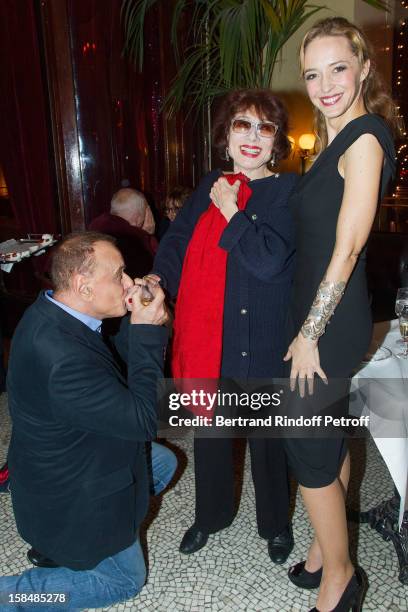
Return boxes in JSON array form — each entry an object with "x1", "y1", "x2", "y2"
[
  {"x1": 298, "y1": 133, "x2": 316, "y2": 175},
  {"x1": 0, "y1": 165, "x2": 9, "y2": 198}
]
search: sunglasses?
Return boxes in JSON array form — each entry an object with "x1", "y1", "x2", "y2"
[{"x1": 231, "y1": 117, "x2": 278, "y2": 139}]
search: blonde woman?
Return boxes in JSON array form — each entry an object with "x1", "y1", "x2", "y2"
[{"x1": 284, "y1": 17, "x2": 398, "y2": 612}]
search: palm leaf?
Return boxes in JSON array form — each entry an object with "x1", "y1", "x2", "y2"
[
  {"x1": 362, "y1": 0, "x2": 390, "y2": 9},
  {"x1": 170, "y1": 0, "x2": 191, "y2": 66},
  {"x1": 163, "y1": 44, "x2": 226, "y2": 118},
  {"x1": 260, "y1": 0, "x2": 322, "y2": 87},
  {"x1": 121, "y1": 0, "x2": 161, "y2": 69}
]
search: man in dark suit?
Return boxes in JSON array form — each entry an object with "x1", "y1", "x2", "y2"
[
  {"x1": 1, "y1": 232, "x2": 169, "y2": 609},
  {"x1": 89, "y1": 188, "x2": 158, "y2": 279}
]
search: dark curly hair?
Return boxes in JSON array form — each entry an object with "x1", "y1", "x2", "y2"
[{"x1": 212, "y1": 89, "x2": 291, "y2": 165}]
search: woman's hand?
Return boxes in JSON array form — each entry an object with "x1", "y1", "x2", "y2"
[
  {"x1": 284, "y1": 333, "x2": 327, "y2": 397},
  {"x1": 143, "y1": 273, "x2": 161, "y2": 287},
  {"x1": 210, "y1": 178, "x2": 240, "y2": 222}
]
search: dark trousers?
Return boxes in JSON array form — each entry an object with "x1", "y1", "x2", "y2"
[{"x1": 193, "y1": 437, "x2": 290, "y2": 539}]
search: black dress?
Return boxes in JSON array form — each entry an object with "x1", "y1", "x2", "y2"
[
  {"x1": 284, "y1": 114, "x2": 395, "y2": 487},
  {"x1": 153, "y1": 169, "x2": 297, "y2": 537}
]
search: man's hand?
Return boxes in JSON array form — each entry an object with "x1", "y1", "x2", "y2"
[{"x1": 126, "y1": 279, "x2": 168, "y2": 325}]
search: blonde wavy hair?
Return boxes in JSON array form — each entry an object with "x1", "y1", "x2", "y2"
[{"x1": 299, "y1": 17, "x2": 401, "y2": 150}]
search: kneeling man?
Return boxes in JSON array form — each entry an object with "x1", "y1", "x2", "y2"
[{"x1": 1, "y1": 232, "x2": 169, "y2": 610}]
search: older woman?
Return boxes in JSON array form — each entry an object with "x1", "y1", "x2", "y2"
[{"x1": 150, "y1": 89, "x2": 297, "y2": 562}]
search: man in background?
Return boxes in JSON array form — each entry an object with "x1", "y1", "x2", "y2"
[{"x1": 90, "y1": 188, "x2": 157, "y2": 278}]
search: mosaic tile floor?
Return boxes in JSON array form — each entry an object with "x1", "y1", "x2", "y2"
[{"x1": 0, "y1": 394, "x2": 407, "y2": 611}]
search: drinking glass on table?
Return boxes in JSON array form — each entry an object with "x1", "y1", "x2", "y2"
[
  {"x1": 396, "y1": 288, "x2": 408, "y2": 316},
  {"x1": 395, "y1": 288, "x2": 408, "y2": 347},
  {"x1": 396, "y1": 305, "x2": 408, "y2": 359}
]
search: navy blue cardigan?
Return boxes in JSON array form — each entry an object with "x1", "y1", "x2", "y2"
[{"x1": 153, "y1": 169, "x2": 298, "y2": 378}]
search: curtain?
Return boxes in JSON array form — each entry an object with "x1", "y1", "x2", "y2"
[{"x1": 0, "y1": 0, "x2": 58, "y2": 235}]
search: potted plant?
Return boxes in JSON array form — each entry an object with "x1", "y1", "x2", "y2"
[{"x1": 122, "y1": 0, "x2": 388, "y2": 117}]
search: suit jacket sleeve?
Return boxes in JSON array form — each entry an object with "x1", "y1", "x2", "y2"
[
  {"x1": 108, "y1": 313, "x2": 131, "y2": 363},
  {"x1": 48, "y1": 325, "x2": 168, "y2": 441}
]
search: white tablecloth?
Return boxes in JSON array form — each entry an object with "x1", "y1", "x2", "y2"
[{"x1": 352, "y1": 319, "x2": 408, "y2": 526}]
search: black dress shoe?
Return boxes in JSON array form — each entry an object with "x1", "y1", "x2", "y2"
[
  {"x1": 288, "y1": 560, "x2": 322, "y2": 589},
  {"x1": 179, "y1": 525, "x2": 209, "y2": 554},
  {"x1": 27, "y1": 548, "x2": 59, "y2": 568},
  {"x1": 268, "y1": 525, "x2": 294, "y2": 565},
  {"x1": 309, "y1": 567, "x2": 368, "y2": 612}
]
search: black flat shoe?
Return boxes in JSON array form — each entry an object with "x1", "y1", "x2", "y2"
[
  {"x1": 268, "y1": 525, "x2": 294, "y2": 565},
  {"x1": 288, "y1": 560, "x2": 322, "y2": 589},
  {"x1": 309, "y1": 567, "x2": 368, "y2": 612},
  {"x1": 179, "y1": 525, "x2": 209, "y2": 554},
  {"x1": 27, "y1": 548, "x2": 59, "y2": 568}
]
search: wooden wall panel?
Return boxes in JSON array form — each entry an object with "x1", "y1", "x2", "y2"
[
  {"x1": 45, "y1": 0, "x2": 198, "y2": 225},
  {"x1": 40, "y1": 0, "x2": 85, "y2": 232},
  {"x1": 2, "y1": 0, "x2": 203, "y2": 235}
]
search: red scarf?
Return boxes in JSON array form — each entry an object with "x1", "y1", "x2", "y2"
[{"x1": 172, "y1": 173, "x2": 252, "y2": 382}]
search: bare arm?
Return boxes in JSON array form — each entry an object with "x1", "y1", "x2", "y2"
[
  {"x1": 285, "y1": 133, "x2": 384, "y2": 394},
  {"x1": 323, "y1": 133, "x2": 382, "y2": 285}
]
